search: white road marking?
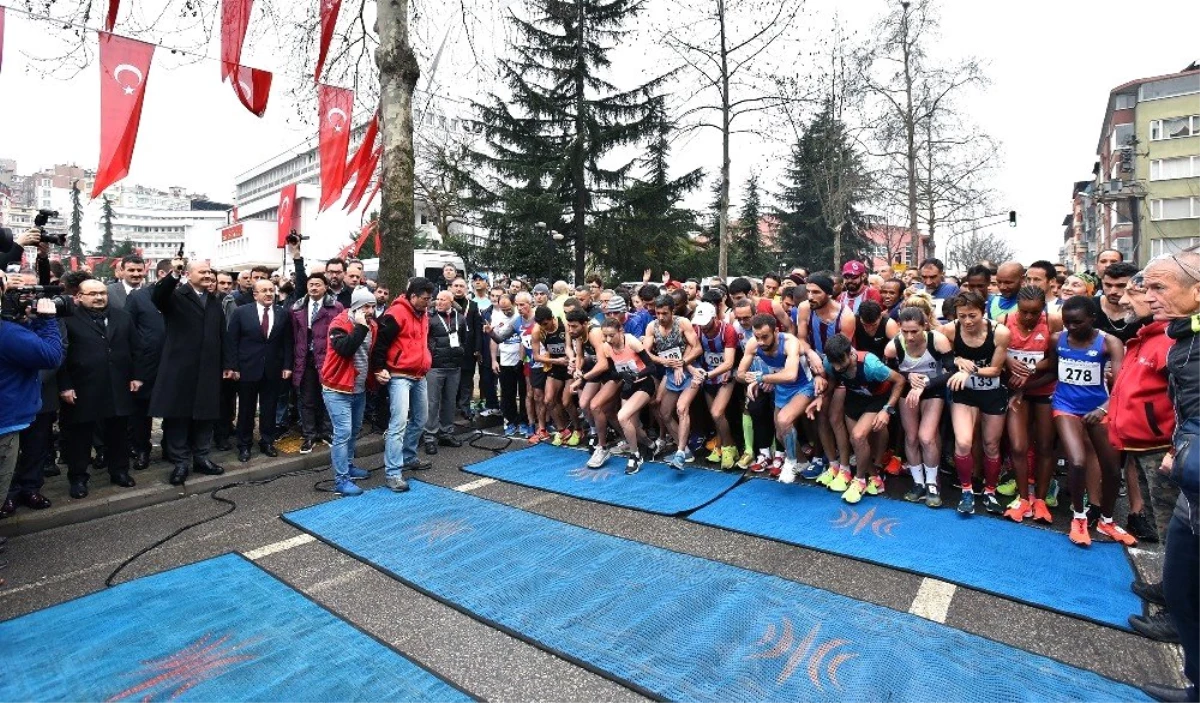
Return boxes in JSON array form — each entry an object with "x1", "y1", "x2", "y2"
[
  {"x1": 243, "y1": 534, "x2": 316, "y2": 561},
  {"x1": 455, "y1": 478, "x2": 496, "y2": 493},
  {"x1": 908, "y1": 578, "x2": 956, "y2": 623}
]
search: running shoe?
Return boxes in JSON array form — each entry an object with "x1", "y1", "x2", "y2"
[
  {"x1": 1126, "y1": 512, "x2": 1159, "y2": 543},
  {"x1": 613, "y1": 440, "x2": 630, "y2": 455},
  {"x1": 749, "y1": 452, "x2": 772, "y2": 474},
  {"x1": 1044, "y1": 478, "x2": 1060, "y2": 508},
  {"x1": 504, "y1": 423, "x2": 519, "y2": 437},
  {"x1": 1096, "y1": 520, "x2": 1138, "y2": 546},
  {"x1": 866, "y1": 475, "x2": 886, "y2": 496},
  {"x1": 957, "y1": 491, "x2": 975, "y2": 515},
  {"x1": 517, "y1": 424, "x2": 532, "y2": 438},
  {"x1": 587, "y1": 447, "x2": 611, "y2": 469},
  {"x1": 883, "y1": 456, "x2": 902, "y2": 476},
  {"x1": 625, "y1": 455, "x2": 643, "y2": 475},
  {"x1": 706, "y1": 447, "x2": 722, "y2": 463},
  {"x1": 1004, "y1": 498, "x2": 1032, "y2": 523},
  {"x1": 981, "y1": 491, "x2": 1004, "y2": 515},
  {"x1": 651, "y1": 438, "x2": 669, "y2": 458},
  {"x1": 568, "y1": 430, "x2": 584, "y2": 447},
  {"x1": 736, "y1": 450, "x2": 754, "y2": 470},
  {"x1": 815, "y1": 467, "x2": 838, "y2": 486},
  {"x1": 828, "y1": 468, "x2": 852, "y2": 493},
  {"x1": 778, "y1": 460, "x2": 797, "y2": 484},
  {"x1": 1069, "y1": 517, "x2": 1091, "y2": 546},
  {"x1": 768, "y1": 455, "x2": 785, "y2": 478},
  {"x1": 720, "y1": 446, "x2": 738, "y2": 471},
  {"x1": 996, "y1": 477, "x2": 1018, "y2": 497},
  {"x1": 705, "y1": 436, "x2": 721, "y2": 453},
  {"x1": 842, "y1": 479, "x2": 866, "y2": 504},
  {"x1": 668, "y1": 450, "x2": 687, "y2": 471},
  {"x1": 925, "y1": 485, "x2": 942, "y2": 508},
  {"x1": 682, "y1": 447, "x2": 695, "y2": 464},
  {"x1": 551, "y1": 431, "x2": 566, "y2": 447},
  {"x1": 799, "y1": 460, "x2": 825, "y2": 481},
  {"x1": 1031, "y1": 498, "x2": 1053, "y2": 524},
  {"x1": 688, "y1": 433, "x2": 706, "y2": 453},
  {"x1": 903, "y1": 483, "x2": 927, "y2": 503},
  {"x1": 1086, "y1": 503, "x2": 1102, "y2": 529}
]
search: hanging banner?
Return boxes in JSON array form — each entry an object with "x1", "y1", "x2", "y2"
[
  {"x1": 0, "y1": 6, "x2": 6, "y2": 75},
  {"x1": 230, "y1": 64, "x2": 272, "y2": 117},
  {"x1": 317, "y1": 83, "x2": 353, "y2": 212},
  {"x1": 106, "y1": 0, "x2": 120, "y2": 30},
  {"x1": 343, "y1": 146, "x2": 380, "y2": 213},
  {"x1": 91, "y1": 32, "x2": 155, "y2": 198},
  {"x1": 220, "y1": 0, "x2": 254, "y2": 80},
  {"x1": 277, "y1": 182, "x2": 297, "y2": 247},
  {"x1": 343, "y1": 110, "x2": 378, "y2": 183},
  {"x1": 314, "y1": 0, "x2": 341, "y2": 82}
]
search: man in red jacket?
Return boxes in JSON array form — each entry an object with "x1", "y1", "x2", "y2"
[
  {"x1": 371, "y1": 277, "x2": 436, "y2": 492},
  {"x1": 320, "y1": 288, "x2": 379, "y2": 496}
]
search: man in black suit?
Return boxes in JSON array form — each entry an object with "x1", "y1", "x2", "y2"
[
  {"x1": 57, "y1": 278, "x2": 139, "y2": 498},
  {"x1": 224, "y1": 279, "x2": 293, "y2": 462},
  {"x1": 124, "y1": 259, "x2": 172, "y2": 470},
  {"x1": 150, "y1": 258, "x2": 227, "y2": 485}
]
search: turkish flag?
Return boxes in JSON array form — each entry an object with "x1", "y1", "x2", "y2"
[
  {"x1": 0, "y1": 7, "x2": 6, "y2": 75},
  {"x1": 317, "y1": 84, "x2": 353, "y2": 212},
  {"x1": 277, "y1": 182, "x2": 297, "y2": 247},
  {"x1": 344, "y1": 111, "x2": 378, "y2": 185},
  {"x1": 220, "y1": 0, "x2": 254, "y2": 80},
  {"x1": 344, "y1": 146, "x2": 380, "y2": 213},
  {"x1": 230, "y1": 63, "x2": 272, "y2": 117},
  {"x1": 91, "y1": 32, "x2": 154, "y2": 199},
  {"x1": 106, "y1": 0, "x2": 120, "y2": 30},
  {"x1": 314, "y1": 0, "x2": 341, "y2": 82}
]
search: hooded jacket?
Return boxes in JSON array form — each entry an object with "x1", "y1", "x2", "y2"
[
  {"x1": 1108, "y1": 320, "x2": 1174, "y2": 451},
  {"x1": 372, "y1": 295, "x2": 432, "y2": 379}
]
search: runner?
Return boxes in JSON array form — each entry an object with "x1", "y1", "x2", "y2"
[
  {"x1": 884, "y1": 307, "x2": 956, "y2": 507},
  {"x1": 941, "y1": 291, "x2": 1011, "y2": 515},
  {"x1": 530, "y1": 306, "x2": 577, "y2": 446},
  {"x1": 645, "y1": 295, "x2": 703, "y2": 469},
  {"x1": 515, "y1": 292, "x2": 545, "y2": 440},
  {"x1": 692, "y1": 302, "x2": 740, "y2": 470},
  {"x1": 853, "y1": 300, "x2": 898, "y2": 359},
  {"x1": 730, "y1": 298, "x2": 777, "y2": 471},
  {"x1": 1046, "y1": 296, "x2": 1137, "y2": 547},
  {"x1": 795, "y1": 273, "x2": 856, "y2": 481},
  {"x1": 604, "y1": 319, "x2": 658, "y2": 475},
  {"x1": 988, "y1": 262, "x2": 1025, "y2": 320}
]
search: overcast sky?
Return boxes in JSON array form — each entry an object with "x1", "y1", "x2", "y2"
[{"x1": 2, "y1": 0, "x2": 1197, "y2": 262}]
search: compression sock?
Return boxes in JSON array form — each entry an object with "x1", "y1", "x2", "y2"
[
  {"x1": 983, "y1": 454, "x2": 1002, "y2": 491},
  {"x1": 954, "y1": 454, "x2": 974, "y2": 493},
  {"x1": 742, "y1": 414, "x2": 754, "y2": 454}
]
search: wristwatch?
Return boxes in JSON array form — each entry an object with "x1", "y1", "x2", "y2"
[{"x1": 881, "y1": 403, "x2": 895, "y2": 416}]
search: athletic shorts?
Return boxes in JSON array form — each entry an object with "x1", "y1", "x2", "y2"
[
  {"x1": 1052, "y1": 408, "x2": 1108, "y2": 423},
  {"x1": 621, "y1": 377, "x2": 656, "y2": 400},
  {"x1": 952, "y1": 388, "x2": 1008, "y2": 416},
  {"x1": 703, "y1": 382, "x2": 730, "y2": 397},
  {"x1": 1025, "y1": 393, "x2": 1052, "y2": 405},
  {"x1": 663, "y1": 369, "x2": 691, "y2": 394},
  {"x1": 547, "y1": 364, "x2": 570, "y2": 382},
  {"x1": 530, "y1": 367, "x2": 547, "y2": 390},
  {"x1": 774, "y1": 380, "x2": 815, "y2": 410},
  {"x1": 845, "y1": 392, "x2": 889, "y2": 420}
]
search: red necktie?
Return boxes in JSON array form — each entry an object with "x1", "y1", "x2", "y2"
[{"x1": 261, "y1": 307, "x2": 270, "y2": 337}]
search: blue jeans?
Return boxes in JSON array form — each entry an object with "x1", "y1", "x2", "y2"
[
  {"x1": 322, "y1": 388, "x2": 365, "y2": 481},
  {"x1": 385, "y1": 376, "x2": 428, "y2": 476}
]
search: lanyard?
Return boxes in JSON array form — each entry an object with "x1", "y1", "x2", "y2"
[{"x1": 438, "y1": 310, "x2": 458, "y2": 333}]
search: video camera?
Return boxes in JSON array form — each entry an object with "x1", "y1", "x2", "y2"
[
  {"x1": 0, "y1": 283, "x2": 72, "y2": 322},
  {"x1": 0, "y1": 209, "x2": 65, "y2": 251},
  {"x1": 285, "y1": 229, "x2": 310, "y2": 246}
]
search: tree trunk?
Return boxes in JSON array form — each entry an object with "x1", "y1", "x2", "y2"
[
  {"x1": 717, "y1": 0, "x2": 731, "y2": 281},
  {"x1": 901, "y1": 3, "x2": 920, "y2": 259},
  {"x1": 833, "y1": 219, "x2": 843, "y2": 269},
  {"x1": 375, "y1": 0, "x2": 421, "y2": 294}
]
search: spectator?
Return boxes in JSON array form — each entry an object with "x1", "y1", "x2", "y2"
[
  {"x1": 150, "y1": 258, "x2": 227, "y2": 486},
  {"x1": 215, "y1": 271, "x2": 235, "y2": 296},
  {"x1": 425, "y1": 290, "x2": 468, "y2": 455},
  {"x1": 372, "y1": 276, "x2": 436, "y2": 492},
  {"x1": 1096, "y1": 249, "x2": 1123, "y2": 280},
  {"x1": 57, "y1": 278, "x2": 138, "y2": 498},
  {"x1": 917, "y1": 257, "x2": 959, "y2": 322},
  {"x1": 345, "y1": 260, "x2": 366, "y2": 292},
  {"x1": 214, "y1": 271, "x2": 241, "y2": 452},
  {"x1": 450, "y1": 277, "x2": 481, "y2": 419},
  {"x1": 473, "y1": 280, "x2": 500, "y2": 416},
  {"x1": 320, "y1": 288, "x2": 379, "y2": 496},
  {"x1": 235, "y1": 270, "x2": 252, "y2": 301},
  {"x1": 107, "y1": 255, "x2": 145, "y2": 309},
  {"x1": 366, "y1": 284, "x2": 392, "y2": 433},
  {"x1": 438, "y1": 262, "x2": 459, "y2": 292},
  {"x1": 224, "y1": 279, "x2": 294, "y2": 462},
  {"x1": 489, "y1": 294, "x2": 527, "y2": 435},
  {"x1": 325, "y1": 258, "x2": 353, "y2": 308},
  {"x1": 125, "y1": 259, "x2": 172, "y2": 470},
  {"x1": 290, "y1": 271, "x2": 343, "y2": 453}
]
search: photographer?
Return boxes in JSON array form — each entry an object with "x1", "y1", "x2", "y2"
[{"x1": 0, "y1": 278, "x2": 65, "y2": 519}]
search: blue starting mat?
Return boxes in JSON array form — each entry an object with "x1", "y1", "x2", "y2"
[
  {"x1": 689, "y1": 478, "x2": 1141, "y2": 630},
  {"x1": 283, "y1": 482, "x2": 1148, "y2": 702},
  {"x1": 460, "y1": 443, "x2": 742, "y2": 515},
  {"x1": 0, "y1": 553, "x2": 473, "y2": 702}
]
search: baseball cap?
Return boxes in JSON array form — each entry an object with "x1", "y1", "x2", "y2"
[
  {"x1": 692, "y1": 301, "x2": 716, "y2": 326},
  {"x1": 533, "y1": 283, "x2": 550, "y2": 294},
  {"x1": 842, "y1": 260, "x2": 868, "y2": 277},
  {"x1": 604, "y1": 297, "x2": 628, "y2": 314}
]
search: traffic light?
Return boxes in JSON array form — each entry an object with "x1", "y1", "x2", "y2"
[{"x1": 1009, "y1": 211, "x2": 1017, "y2": 227}]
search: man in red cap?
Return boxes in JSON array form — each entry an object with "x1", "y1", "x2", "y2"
[{"x1": 839, "y1": 260, "x2": 882, "y2": 314}]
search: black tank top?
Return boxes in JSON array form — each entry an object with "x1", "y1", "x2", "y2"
[
  {"x1": 953, "y1": 320, "x2": 1002, "y2": 392},
  {"x1": 854, "y1": 317, "x2": 889, "y2": 358}
]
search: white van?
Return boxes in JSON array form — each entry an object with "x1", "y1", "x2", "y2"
[{"x1": 360, "y1": 249, "x2": 465, "y2": 283}]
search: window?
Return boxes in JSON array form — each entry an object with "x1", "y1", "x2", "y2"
[
  {"x1": 1150, "y1": 116, "x2": 1200, "y2": 141},
  {"x1": 1111, "y1": 123, "x2": 1135, "y2": 149},
  {"x1": 1151, "y1": 156, "x2": 1200, "y2": 180},
  {"x1": 1150, "y1": 197, "x2": 1200, "y2": 220},
  {"x1": 1140, "y1": 74, "x2": 1200, "y2": 102},
  {"x1": 1114, "y1": 93, "x2": 1137, "y2": 110},
  {"x1": 1150, "y1": 237, "x2": 1200, "y2": 257}
]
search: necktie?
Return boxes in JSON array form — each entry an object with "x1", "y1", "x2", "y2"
[
  {"x1": 310, "y1": 301, "x2": 319, "y2": 327},
  {"x1": 261, "y1": 306, "x2": 270, "y2": 337}
]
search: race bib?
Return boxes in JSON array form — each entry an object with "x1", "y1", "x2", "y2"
[
  {"x1": 1059, "y1": 358, "x2": 1102, "y2": 386},
  {"x1": 448, "y1": 332, "x2": 460, "y2": 348},
  {"x1": 1007, "y1": 349, "x2": 1044, "y2": 371},
  {"x1": 659, "y1": 346, "x2": 683, "y2": 361},
  {"x1": 520, "y1": 333, "x2": 533, "y2": 350},
  {"x1": 614, "y1": 358, "x2": 639, "y2": 374},
  {"x1": 547, "y1": 342, "x2": 566, "y2": 356},
  {"x1": 704, "y1": 351, "x2": 725, "y2": 369},
  {"x1": 966, "y1": 373, "x2": 999, "y2": 391}
]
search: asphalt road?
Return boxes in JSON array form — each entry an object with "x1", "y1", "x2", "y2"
[{"x1": 0, "y1": 435, "x2": 1186, "y2": 701}]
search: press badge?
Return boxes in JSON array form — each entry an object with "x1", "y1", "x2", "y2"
[{"x1": 449, "y1": 332, "x2": 461, "y2": 348}]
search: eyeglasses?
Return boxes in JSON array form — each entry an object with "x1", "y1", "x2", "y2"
[{"x1": 80, "y1": 291, "x2": 107, "y2": 297}]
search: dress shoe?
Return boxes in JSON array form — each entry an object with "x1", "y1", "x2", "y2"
[
  {"x1": 438, "y1": 433, "x2": 463, "y2": 448},
  {"x1": 68, "y1": 482, "x2": 89, "y2": 499},
  {"x1": 213, "y1": 440, "x2": 233, "y2": 452},
  {"x1": 1130, "y1": 613, "x2": 1180, "y2": 643},
  {"x1": 1133, "y1": 580, "x2": 1168, "y2": 607},
  {"x1": 424, "y1": 439, "x2": 438, "y2": 455},
  {"x1": 169, "y1": 466, "x2": 189, "y2": 486},
  {"x1": 110, "y1": 473, "x2": 136, "y2": 488},
  {"x1": 403, "y1": 459, "x2": 432, "y2": 472},
  {"x1": 192, "y1": 459, "x2": 225, "y2": 476},
  {"x1": 259, "y1": 442, "x2": 279, "y2": 458},
  {"x1": 238, "y1": 448, "x2": 251, "y2": 463},
  {"x1": 1140, "y1": 683, "x2": 1197, "y2": 702},
  {"x1": 92, "y1": 450, "x2": 107, "y2": 471},
  {"x1": 132, "y1": 451, "x2": 150, "y2": 472},
  {"x1": 0, "y1": 499, "x2": 15, "y2": 518},
  {"x1": 19, "y1": 492, "x2": 52, "y2": 510}
]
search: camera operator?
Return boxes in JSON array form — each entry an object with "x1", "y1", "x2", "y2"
[
  {"x1": 150, "y1": 258, "x2": 226, "y2": 486},
  {"x1": 0, "y1": 229, "x2": 45, "y2": 272},
  {"x1": 57, "y1": 278, "x2": 138, "y2": 498},
  {"x1": 0, "y1": 278, "x2": 65, "y2": 519}
]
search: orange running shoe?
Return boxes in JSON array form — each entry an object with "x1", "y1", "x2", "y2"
[
  {"x1": 883, "y1": 455, "x2": 902, "y2": 476},
  {"x1": 1096, "y1": 520, "x2": 1138, "y2": 546},
  {"x1": 1069, "y1": 518, "x2": 1091, "y2": 547},
  {"x1": 1031, "y1": 499, "x2": 1053, "y2": 524},
  {"x1": 529, "y1": 428, "x2": 551, "y2": 444},
  {"x1": 1004, "y1": 498, "x2": 1031, "y2": 523}
]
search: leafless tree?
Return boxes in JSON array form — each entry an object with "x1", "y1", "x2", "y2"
[
  {"x1": 946, "y1": 228, "x2": 1015, "y2": 272},
  {"x1": 661, "y1": 0, "x2": 803, "y2": 279}
]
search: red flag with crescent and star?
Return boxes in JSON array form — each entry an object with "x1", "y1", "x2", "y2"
[
  {"x1": 314, "y1": 0, "x2": 341, "y2": 82},
  {"x1": 230, "y1": 63, "x2": 272, "y2": 117},
  {"x1": 343, "y1": 146, "x2": 380, "y2": 213},
  {"x1": 91, "y1": 32, "x2": 154, "y2": 199},
  {"x1": 220, "y1": 0, "x2": 254, "y2": 81},
  {"x1": 277, "y1": 182, "x2": 297, "y2": 247},
  {"x1": 317, "y1": 84, "x2": 353, "y2": 212}
]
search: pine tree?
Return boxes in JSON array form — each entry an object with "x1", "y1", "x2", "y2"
[
  {"x1": 775, "y1": 103, "x2": 870, "y2": 271},
  {"x1": 113, "y1": 238, "x2": 136, "y2": 258},
  {"x1": 68, "y1": 180, "x2": 85, "y2": 257},
  {"x1": 466, "y1": 0, "x2": 666, "y2": 282},
  {"x1": 98, "y1": 196, "x2": 116, "y2": 257},
  {"x1": 733, "y1": 174, "x2": 774, "y2": 276}
]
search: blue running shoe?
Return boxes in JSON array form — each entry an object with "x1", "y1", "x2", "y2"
[
  {"x1": 504, "y1": 423, "x2": 519, "y2": 437},
  {"x1": 957, "y1": 490, "x2": 975, "y2": 515},
  {"x1": 800, "y1": 460, "x2": 825, "y2": 481},
  {"x1": 334, "y1": 478, "x2": 364, "y2": 496}
]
